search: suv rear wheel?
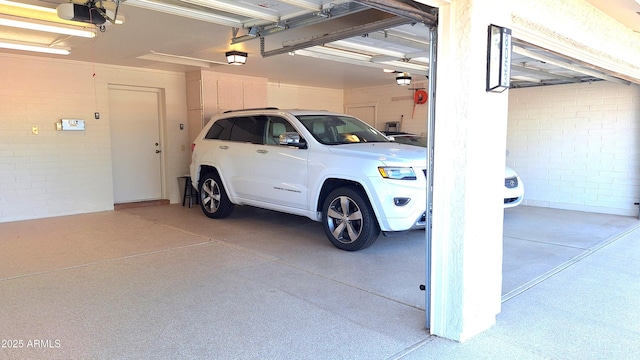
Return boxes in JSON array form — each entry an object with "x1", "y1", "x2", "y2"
[
  {"x1": 199, "y1": 172, "x2": 234, "y2": 218},
  {"x1": 322, "y1": 187, "x2": 380, "y2": 251}
]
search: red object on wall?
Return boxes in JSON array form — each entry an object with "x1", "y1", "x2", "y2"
[{"x1": 414, "y1": 89, "x2": 428, "y2": 104}]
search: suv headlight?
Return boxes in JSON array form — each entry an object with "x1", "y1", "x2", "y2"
[{"x1": 378, "y1": 167, "x2": 417, "y2": 180}]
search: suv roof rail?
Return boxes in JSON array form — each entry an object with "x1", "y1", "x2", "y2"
[{"x1": 223, "y1": 107, "x2": 279, "y2": 114}]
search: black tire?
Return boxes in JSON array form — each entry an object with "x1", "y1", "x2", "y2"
[
  {"x1": 199, "y1": 172, "x2": 234, "y2": 218},
  {"x1": 322, "y1": 187, "x2": 380, "y2": 251}
]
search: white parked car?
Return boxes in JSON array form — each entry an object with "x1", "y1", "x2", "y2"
[
  {"x1": 503, "y1": 166, "x2": 524, "y2": 208},
  {"x1": 190, "y1": 109, "x2": 428, "y2": 251},
  {"x1": 385, "y1": 132, "x2": 524, "y2": 208}
]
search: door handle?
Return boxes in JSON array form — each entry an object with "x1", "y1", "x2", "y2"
[
  {"x1": 155, "y1": 150, "x2": 161, "y2": 153},
  {"x1": 257, "y1": 149, "x2": 268, "y2": 154},
  {"x1": 219, "y1": 145, "x2": 229, "y2": 150}
]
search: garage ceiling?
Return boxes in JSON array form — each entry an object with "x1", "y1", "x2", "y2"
[{"x1": 0, "y1": 0, "x2": 637, "y2": 89}]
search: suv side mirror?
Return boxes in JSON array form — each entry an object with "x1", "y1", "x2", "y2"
[{"x1": 279, "y1": 132, "x2": 307, "y2": 149}]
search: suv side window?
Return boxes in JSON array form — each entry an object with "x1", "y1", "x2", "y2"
[
  {"x1": 264, "y1": 116, "x2": 296, "y2": 145},
  {"x1": 229, "y1": 116, "x2": 265, "y2": 144},
  {"x1": 206, "y1": 116, "x2": 267, "y2": 144},
  {"x1": 205, "y1": 118, "x2": 234, "y2": 140}
]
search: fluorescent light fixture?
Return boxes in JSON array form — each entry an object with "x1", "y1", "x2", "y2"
[
  {"x1": 126, "y1": 0, "x2": 242, "y2": 27},
  {"x1": 0, "y1": 15, "x2": 96, "y2": 38},
  {"x1": 226, "y1": 50, "x2": 247, "y2": 65},
  {"x1": 330, "y1": 39, "x2": 406, "y2": 58},
  {"x1": 304, "y1": 45, "x2": 372, "y2": 61},
  {"x1": 294, "y1": 47, "x2": 429, "y2": 76},
  {"x1": 0, "y1": 40, "x2": 69, "y2": 55},
  {"x1": 180, "y1": 0, "x2": 279, "y2": 22},
  {"x1": 0, "y1": 0, "x2": 56, "y2": 13},
  {"x1": 396, "y1": 72, "x2": 411, "y2": 86},
  {"x1": 137, "y1": 51, "x2": 228, "y2": 68},
  {"x1": 0, "y1": 0, "x2": 97, "y2": 26}
]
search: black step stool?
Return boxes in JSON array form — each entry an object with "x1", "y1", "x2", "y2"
[{"x1": 179, "y1": 175, "x2": 199, "y2": 208}]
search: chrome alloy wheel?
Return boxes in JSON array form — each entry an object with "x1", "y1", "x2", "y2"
[
  {"x1": 326, "y1": 195, "x2": 364, "y2": 244},
  {"x1": 201, "y1": 177, "x2": 222, "y2": 214}
]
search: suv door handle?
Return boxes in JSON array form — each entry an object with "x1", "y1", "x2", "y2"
[
  {"x1": 155, "y1": 150, "x2": 161, "y2": 153},
  {"x1": 219, "y1": 145, "x2": 229, "y2": 150},
  {"x1": 257, "y1": 149, "x2": 268, "y2": 154}
]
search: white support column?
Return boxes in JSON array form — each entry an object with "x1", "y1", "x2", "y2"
[{"x1": 429, "y1": 0, "x2": 511, "y2": 341}]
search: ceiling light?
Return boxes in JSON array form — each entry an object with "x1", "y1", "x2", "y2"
[
  {"x1": 0, "y1": 0, "x2": 56, "y2": 13},
  {"x1": 180, "y1": 0, "x2": 279, "y2": 22},
  {"x1": 0, "y1": 40, "x2": 69, "y2": 55},
  {"x1": 304, "y1": 45, "x2": 372, "y2": 61},
  {"x1": 396, "y1": 72, "x2": 412, "y2": 86},
  {"x1": 0, "y1": 15, "x2": 96, "y2": 38},
  {"x1": 226, "y1": 50, "x2": 247, "y2": 65}
]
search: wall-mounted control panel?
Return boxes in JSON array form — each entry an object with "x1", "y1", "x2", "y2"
[{"x1": 56, "y1": 119, "x2": 85, "y2": 131}]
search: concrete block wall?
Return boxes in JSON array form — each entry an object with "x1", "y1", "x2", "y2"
[
  {"x1": 507, "y1": 81, "x2": 640, "y2": 216},
  {"x1": 0, "y1": 53, "x2": 189, "y2": 222},
  {"x1": 344, "y1": 82, "x2": 429, "y2": 135}
]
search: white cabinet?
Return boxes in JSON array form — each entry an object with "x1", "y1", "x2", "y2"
[{"x1": 186, "y1": 70, "x2": 267, "y2": 142}]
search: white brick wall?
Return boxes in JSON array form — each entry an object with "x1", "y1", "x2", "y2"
[
  {"x1": 344, "y1": 82, "x2": 429, "y2": 135},
  {"x1": 507, "y1": 82, "x2": 640, "y2": 216},
  {"x1": 0, "y1": 54, "x2": 189, "y2": 222}
]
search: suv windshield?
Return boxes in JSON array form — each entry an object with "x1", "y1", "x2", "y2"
[{"x1": 297, "y1": 115, "x2": 390, "y2": 145}]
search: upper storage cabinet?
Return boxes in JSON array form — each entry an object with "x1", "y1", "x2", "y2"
[{"x1": 186, "y1": 70, "x2": 267, "y2": 143}]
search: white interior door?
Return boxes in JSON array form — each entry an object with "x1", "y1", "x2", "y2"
[
  {"x1": 345, "y1": 103, "x2": 377, "y2": 129},
  {"x1": 109, "y1": 86, "x2": 163, "y2": 203}
]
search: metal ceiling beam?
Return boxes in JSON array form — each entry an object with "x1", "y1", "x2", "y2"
[
  {"x1": 231, "y1": 2, "x2": 369, "y2": 44},
  {"x1": 260, "y1": 15, "x2": 412, "y2": 57},
  {"x1": 513, "y1": 46, "x2": 632, "y2": 86}
]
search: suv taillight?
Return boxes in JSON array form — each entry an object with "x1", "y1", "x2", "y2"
[{"x1": 191, "y1": 143, "x2": 196, "y2": 151}]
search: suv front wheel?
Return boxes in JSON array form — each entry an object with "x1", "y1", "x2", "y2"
[
  {"x1": 199, "y1": 172, "x2": 234, "y2": 218},
  {"x1": 322, "y1": 187, "x2": 380, "y2": 251}
]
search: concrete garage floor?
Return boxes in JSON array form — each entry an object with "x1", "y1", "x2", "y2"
[{"x1": 0, "y1": 205, "x2": 638, "y2": 359}]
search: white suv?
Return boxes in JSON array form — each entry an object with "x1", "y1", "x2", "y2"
[{"x1": 190, "y1": 108, "x2": 427, "y2": 251}]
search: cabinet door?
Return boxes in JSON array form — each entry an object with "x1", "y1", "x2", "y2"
[
  {"x1": 243, "y1": 81, "x2": 267, "y2": 109},
  {"x1": 217, "y1": 79, "x2": 244, "y2": 112}
]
